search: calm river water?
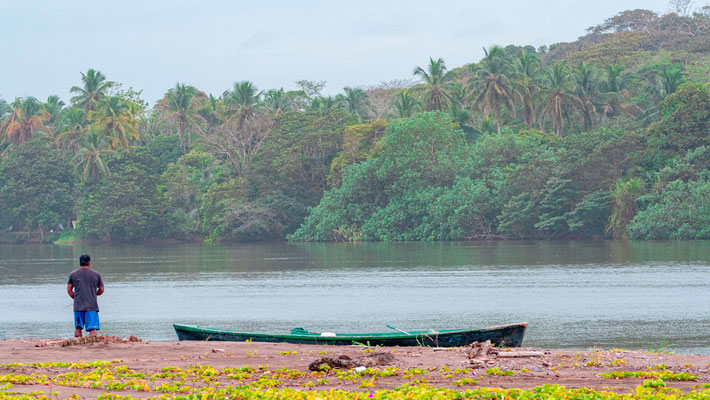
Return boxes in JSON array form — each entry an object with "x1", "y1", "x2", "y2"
[{"x1": 0, "y1": 241, "x2": 708, "y2": 353}]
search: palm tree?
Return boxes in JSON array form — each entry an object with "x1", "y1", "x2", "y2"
[
  {"x1": 223, "y1": 81, "x2": 262, "y2": 127},
  {"x1": 538, "y1": 61, "x2": 582, "y2": 136},
  {"x1": 88, "y1": 96, "x2": 138, "y2": 149},
  {"x1": 447, "y1": 82, "x2": 468, "y2": 106},
  {"x1": 342, "y1": 87, "x2": 370, "y2": 122},
  {"x1": 514, "y1": 49, "x2": 541, "y2": 128},
  {"x1": 198, "y1": 93, "x2": 222, "y2": 132},
  {"x1": 470, "y1": 46, "x2": 518, "y2": 135},
  {"x1": 157, "y1": 83, "x2": 207, "y2": 179},
  {"x1": 600, "y1": 92, "x2": 642, "y2": 123},
  {"x1": 309, "y1": 96, "x2": 339, "y2": 114},
  {"x1": 445, "y1": 82, "x2": 475, "y2": 132},
  {"x1": 264, "y1": 88, "x2": 289, "y2": 116},
  {"x1": 413, "y1": 57, "x2": 454, "y2": 111},
  {"x1": 70, "y1": 69, "x2": 114, "y2": 112},
  {"x1": 0, "y1": 97, "x2": 51, "y2": 145},
  {"x1": 638, "y1": 66, "x2": 685, "y2": 124},
  {"x1": 44, "y1": 95, "x2": 65, "y2": 128},
  {"x1": 208, "y1": 93, "x2": 220, "y2": 111},
  {"x1": 73, "y1": 128, "x2": 113, "y2": 183},
  {"x1": 598, "y1": 64, "x2": 641, "y2": 122},
  {"x1": 450, "y1": 102, "x2": 475, "y2": 133},
  {"x1": 602, "y1": 64, "x2": 628, "y2": 93},
  {"x1": 393, "y1": 90, "x2": 421, "y2": 118},
  {"x1": 573, "y1": 62, "x2": 601, "y2": 131},
  {"x1": 661, "y1": 66, "x2": 684, "y2": 96},
  {"x1": 55, "y1": 107, "x2": 87, "y2": 155},
  {"x1": 475, "y1": 113, "x2": 498, "y2": 136}
]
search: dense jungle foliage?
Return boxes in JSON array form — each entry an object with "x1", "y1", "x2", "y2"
[{"x1": 1, "y1": 5, "x2": 710, "y2": 242}]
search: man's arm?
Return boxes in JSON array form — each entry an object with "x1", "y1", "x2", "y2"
[
  {"x1": 97, "y1": 286, "x2": 104, "y2": 296},
  {"x1": 67, "y1": 284, "x2": 74, "y2": 299}
]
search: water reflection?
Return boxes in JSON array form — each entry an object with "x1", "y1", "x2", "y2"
[{"x1": 0, "y1": 241, "x2": 708, "y2": 353}]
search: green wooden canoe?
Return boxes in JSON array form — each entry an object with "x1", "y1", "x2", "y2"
[{"x1": 173, "y1": 322, "x2": 527, "y2": 347}]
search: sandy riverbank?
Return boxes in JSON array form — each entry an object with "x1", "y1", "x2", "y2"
[{"x1": 1, "y1": 337, "x2": 709, "y2": 398}]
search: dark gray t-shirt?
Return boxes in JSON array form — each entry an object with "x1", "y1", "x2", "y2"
[{"x1": 68, "y1": 268, "x2": 104, "y2": 311}]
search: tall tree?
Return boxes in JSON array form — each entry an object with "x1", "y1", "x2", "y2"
[
  {"x1": 223, "y1": 81, "x2": 262, "y2": 127},
  {"x1": 599, "y1": 64, "x2": 641, "y2": 121},
  {"x1": 70, "y1": 69, "x2": 114, "y2": 112},
  {"x1": 195, "y1": 93, "x2": 222, "y2": 134},
  {"x1": 309, "y1": 96, "x2": 340, "y2": 114},
  {"x1": 602, "y1": 64, "x2": 628, "y2": 93},
  {"x1": 514, "y1": 49, "x2": 541, "y2": 128},
  {"x1": 470, "y1": 46, "x2": 518, "y2": 135},
  {"x1": 573, "y1": 61, "x2": 601, "y2": 131},
  {"x1": 88, "y1": 96, "x2": 138, "y2": 149},
  {"x1": 295, "y1": 79, "x2": 326, "y2": 99},
  {"x1": 660, "y1": 65, "x2": 684, "y2": 96},
  {"x1": 157, "y1": 83, "x2": 207, "y2": 174},
  {"x1": 264, "y1": 88, "x2": 288, "y2": 116},
  {"x1": 73, "y1": 129, "x2": 113, "y2": 183},
  {"x1": 538, "y1": 61, "x2": 582, "y2": 136},
  {"x1": 393, "y1": 90, "x2": 421, "y2": 118},
  {"x1": 44, "y1": 95, "x2": 65, "y2": 127},
  {"x1": 263, "y1": 88, "x2": 308, "y2": 116},
  {"x1": 342, "y1": 87, "x2": 370, "y2": 122},
  {"x1": 200, "y1": 111, "x2": 275, "y2": 177},
  {"x1": 55, "y1": 106, "x2": 87, "y2": 155},
  {"x1": 0, "y1": 97, "x2": 50, "y2": 145},
  {"x1": 413, "y1": 57, "x2": 453, "y2": 111},
  {"x1": 365, "y1": 84, "x2": 402, "y2": 119},
  {"x1": 446, "y1": 82, "x2": 475, "y2": 133}
]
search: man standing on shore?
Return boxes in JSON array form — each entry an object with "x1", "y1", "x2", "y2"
[{"x1": 67, "y1": 254, "x2": 104, "y2": 337}]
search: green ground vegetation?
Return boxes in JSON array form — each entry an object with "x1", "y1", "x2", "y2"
[{"x1": 1, "y1": 359, "x2": 709, "y2": 400}]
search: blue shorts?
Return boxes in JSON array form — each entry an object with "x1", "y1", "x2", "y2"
[{"x1": 74, "y1": 311, "x2": 100, "y2": 331}]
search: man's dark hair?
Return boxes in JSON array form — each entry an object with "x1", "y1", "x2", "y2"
[{"x1": 79, "y1": 254, "x2": 91, "y2": 266}]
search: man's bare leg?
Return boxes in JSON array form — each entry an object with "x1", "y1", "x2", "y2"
[
  {"x1": 88, "y1": 329, "x2": 98, "y2": 337},
  {"x1": 75, "y1": 328, "x2": 83, "y2": 338}
]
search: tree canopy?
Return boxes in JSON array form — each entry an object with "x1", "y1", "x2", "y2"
[{"x1": 2, "y1": 5, "x2": 710, "y2": 242}]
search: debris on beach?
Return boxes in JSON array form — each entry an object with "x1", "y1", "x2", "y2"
[
  {"x1": 35, "y1": 335, "x2": 143, "y2": 347},
  {"x1": 308, "y1": 351, "x2": 396, "y2": 371},
  {"x1": 360, "y1": 351, "x2": 396, "y2": 367},
  {"x1": 467, "y1": 340, "x2": 498, "y2": 367},
  {"x1": 467, "y1": 340, "x2": 547, "y2": 367},
  {"x1": 3, "y1": 340, "x2": 709, "y2": 395},
  {"x1": 309, "y1": 355, "x2": 357, "y2": 371}
]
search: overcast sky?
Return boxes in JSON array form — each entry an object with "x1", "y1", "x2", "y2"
[{"x1": 0, "y1": 0, "x2": 674, "y2": 105}]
